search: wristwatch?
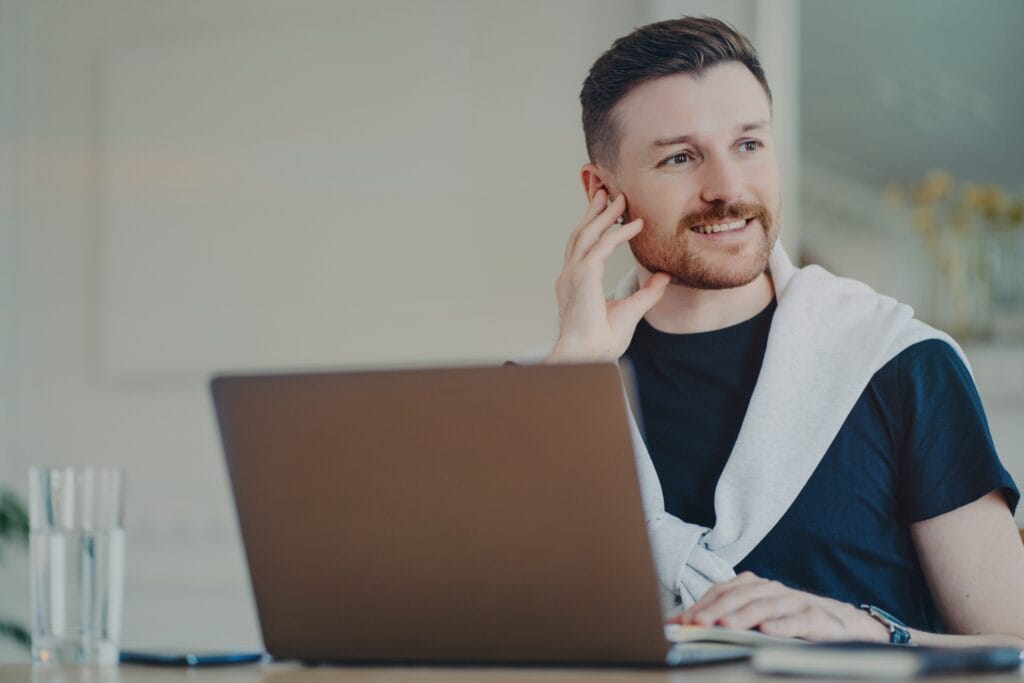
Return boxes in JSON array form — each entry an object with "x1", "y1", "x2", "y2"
[{"x1": 861, "y1": 604, "x2": 912, "y2": 644}]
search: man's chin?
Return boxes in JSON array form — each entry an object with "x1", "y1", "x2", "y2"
[
  {"x1": 636, "y1": 252, "x2": 769, "y2": 290},
  {"x1": 668, "y1": 266, "x2": 765, "y2": 290}
]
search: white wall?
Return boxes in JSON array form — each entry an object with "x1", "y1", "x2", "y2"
[
  {"x1": 0, "y1": 0, "x2": 28, "y2": 663},
  {"x1": 0, "y1": 0, "x2": 20, "y2": 464},
  {"x1": 0, "y1": 0, "x2": 802, "y2": 660}
]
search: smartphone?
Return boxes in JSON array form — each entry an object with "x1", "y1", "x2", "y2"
[{"x1": 119, "y1": 649, "x2": 264, "y2": 667}]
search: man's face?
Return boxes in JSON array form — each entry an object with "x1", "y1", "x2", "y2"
[{"x1": 608, "y1": 62, "x2": 781, "y2": 289}]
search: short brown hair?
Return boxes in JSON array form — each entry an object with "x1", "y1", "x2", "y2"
[{"x1": 580, "y1": 16, "x2": 772, "y2": 169}]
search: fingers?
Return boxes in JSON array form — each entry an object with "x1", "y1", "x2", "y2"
[
  {"x1": 564, "y1": 190, "x2": 607, "y2": 262},
  {"x1": 580, "y1": 188, "x2": 610, "y2": 228},
  {"x1": 608, "y1": 272, "x2": 670, "y2": 330},
  {"x1": 683, "y1": 574, "x2": 780, "y2": 626},
  {"x1": 565, "y1": 193, "x2": 626, "y2": 265},
  {"x1": 677, "y1": 571, "x2": 854, "y2": 641},
  {"x1": 716, "y1": 594, "x2": 806, "y2": 631},
  {"x1": 584, "y1": 216, "x2": 643, "y2": 264},
  {"x1": 681, "y1": 571, "x2": 762, "y2": 623}
]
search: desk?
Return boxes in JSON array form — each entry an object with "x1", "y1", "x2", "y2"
[{"x1": 3, "y1": 663, "x2": 1023, "y2": 683}]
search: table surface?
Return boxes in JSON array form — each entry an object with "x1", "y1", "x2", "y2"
[{"x1": 4, "y1": 661, "x2": 1024, "y2": 683}]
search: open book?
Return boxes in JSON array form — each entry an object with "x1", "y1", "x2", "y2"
[
  {"x1": 662, "y1": 625, "x2": 806, "y2": 668},
  {"x1": 665, "y1": 624, "x2": 805, "y2": 647}
]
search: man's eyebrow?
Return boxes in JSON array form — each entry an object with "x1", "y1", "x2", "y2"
[{"x1": 650, "y1": 120, "x2": 770, "y2": 148}]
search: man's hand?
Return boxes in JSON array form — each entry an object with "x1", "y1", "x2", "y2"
[
  {"x1": 671, "y1": 571, "x2": 890, "y2": 642},
  {"x1": 547, "y1": 189, "x2": 671, "y2": 364}
]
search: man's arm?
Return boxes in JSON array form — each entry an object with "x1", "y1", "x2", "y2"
[
  {"x1": 672, "y1": 489, "x2": 1024, "y2": 646},
  {"x1": 907, "y1": 489, "x2": 1024, "y2": 646}
]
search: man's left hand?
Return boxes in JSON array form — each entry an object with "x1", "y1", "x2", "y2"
[{"x1": 671, "y1": 571, "x2": 890, "y2": 642}]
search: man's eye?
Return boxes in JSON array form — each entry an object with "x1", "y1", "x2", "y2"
[
  {"x1": 739, "y1": 140, "x2": 762, "y2": 152},
  {"x1": 664, "y1": 152, "x2": 694, "y2": 166}
]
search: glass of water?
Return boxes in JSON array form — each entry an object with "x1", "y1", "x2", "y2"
[{"x1": 28, "y1": 467, "x2": 125, "y2": 666}]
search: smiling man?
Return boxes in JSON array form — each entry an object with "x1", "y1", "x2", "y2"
[{"x1": 545, "y1": 16, "x2": 1024, "y2": 646}]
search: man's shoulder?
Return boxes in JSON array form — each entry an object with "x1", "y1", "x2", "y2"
[
  {"x1": 873, "y1": 338, "x2": 983, "y2": 427},
  {"x1": 864, "y1": 338, "x2": 969, "y2": 398},
  {"x1": 860, "y1": 335, "x2": 970, "y2": 417},
  {"x1": 892, "y1": 338, "x2": 971, "y2": 384}
]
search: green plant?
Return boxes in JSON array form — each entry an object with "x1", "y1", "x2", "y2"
[{"x1": 0, "y1": 486, "x2": 29, "y2": 649}]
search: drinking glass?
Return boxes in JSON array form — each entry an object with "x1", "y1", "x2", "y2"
[{"x1": 28, "y1": 467, "x2": 124, "y2": 665}]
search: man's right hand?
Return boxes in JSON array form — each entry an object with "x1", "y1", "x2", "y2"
[{"x1": 546, "y1": 189, "x2": 671, "y2": 364}]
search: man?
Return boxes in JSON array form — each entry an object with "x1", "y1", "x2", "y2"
[{"x1": 545, "y1": 16, "x2": 1024, "y2": 646}]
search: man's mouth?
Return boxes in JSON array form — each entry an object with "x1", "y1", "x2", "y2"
[{"x1": 690, "y1": 218, "x2": 751, "y2": 235}]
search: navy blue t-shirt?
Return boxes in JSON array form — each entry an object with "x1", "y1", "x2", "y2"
[{"x1": 622, "y1": 300, "x2": 1019, "y2": 632}]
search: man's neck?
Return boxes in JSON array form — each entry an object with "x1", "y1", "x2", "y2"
[{"x1": 637, "y1": 265, "x2": 776, "y2": 334}]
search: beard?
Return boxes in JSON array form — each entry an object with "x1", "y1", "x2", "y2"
[{"x1": 627, "y1": 201, "x2": 779, "y2": 290}]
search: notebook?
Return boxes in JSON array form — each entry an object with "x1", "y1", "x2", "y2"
[
  {"x1": 753, "y1": 642, "x2": 1022, "y2": 678},
  {"x1": 212, "y1": 362, "x2": 757, "y2": 667}
]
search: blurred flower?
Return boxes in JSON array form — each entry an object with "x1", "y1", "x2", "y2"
[
  {"x1": 919, "y1": 170, "x2": 952, "y2": 202},
  {"x1": 962, "y1": 183, "x2": 984, "y2": 208},
  {"x1": 899, "y1": 173, "x2": 1021, "y2": 235},
  {"x1": 1006, "y1": 201, "x2": 1023, "y2": 226},
  {"x1": 889, "y1": 171, "x2": 1023, "y2": 339}
]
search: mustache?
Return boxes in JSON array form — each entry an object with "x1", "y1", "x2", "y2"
[{"x1": 678, "y1": 202, "x2": 771, "y2": 231}]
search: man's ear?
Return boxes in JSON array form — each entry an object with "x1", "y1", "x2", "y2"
[{"x1": 580, "y1": 163, "x2": 616, "y2": 202}]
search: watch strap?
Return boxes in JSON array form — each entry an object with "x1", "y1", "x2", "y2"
[{"x1": 860, "y1": 604, "x2": 912, "y2": 645}]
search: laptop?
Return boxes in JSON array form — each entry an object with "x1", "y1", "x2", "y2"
[{"x1": 211, "y1": 363, "x2": 747, "y2": 667}]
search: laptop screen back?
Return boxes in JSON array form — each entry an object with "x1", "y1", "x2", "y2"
[{"x1": 212, "y1": 363, "x2": 667, "y2": 665}]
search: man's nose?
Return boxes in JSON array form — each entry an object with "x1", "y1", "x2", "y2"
[{"x1": 697, "y1": 156, "x2": 744, "y2": 205}]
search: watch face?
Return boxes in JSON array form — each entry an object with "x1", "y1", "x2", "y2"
[{"x1": 890, "y1": 626, "x2": 912, "y2": 645}]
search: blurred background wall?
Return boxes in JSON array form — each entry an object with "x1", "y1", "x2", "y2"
[{"x1": 0, "y1": 0, "x2": 1019, "y2": 661}]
